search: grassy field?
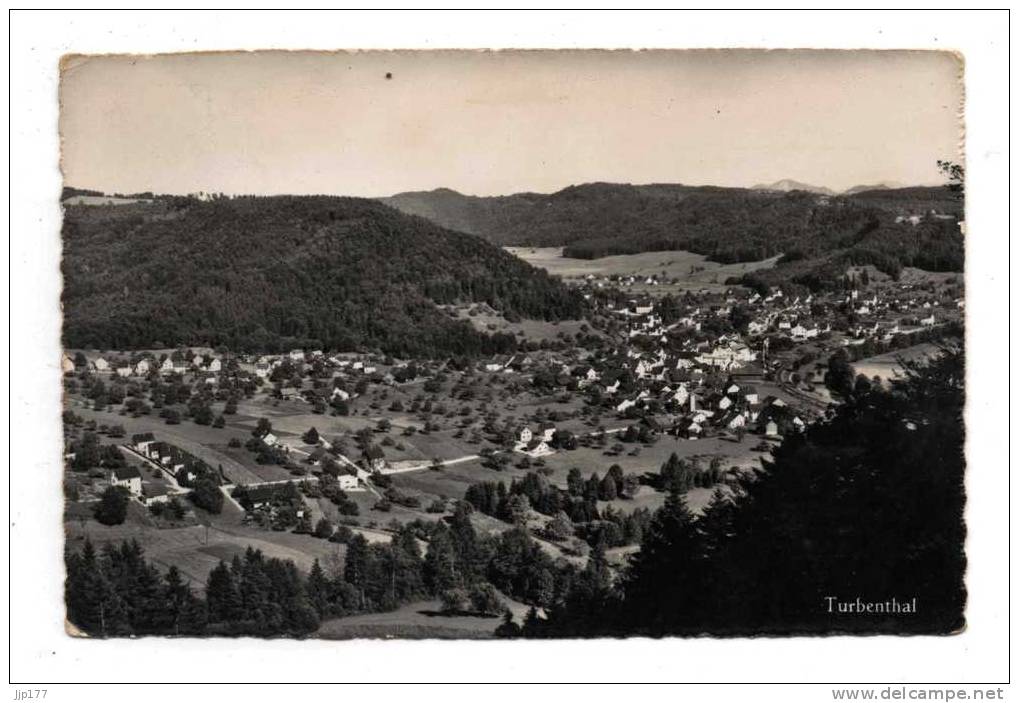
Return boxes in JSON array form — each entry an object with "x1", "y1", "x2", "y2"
[
  {"x1": 66, "y1": 399, "x2": 266, "y2": 485},
  {"x1": 387, "y1": 432, "x2": 765, "y2": 522},
  {"x1": 507, "y1": 247, "x2": 781, "y2": 290},
  {"x1": 316, "y1": 595, "x2": 531, "y2": 639},
  {"x1": 444, "y1": 303, "x2": 598, "y2": 341},
  {"x1": 65, "y1": 512, "x2": 347, "y2": 586},
  {"x1": 852, "y1": 343, "x2": 944, "y2": 382}
]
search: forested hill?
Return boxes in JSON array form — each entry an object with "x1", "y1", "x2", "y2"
[
  {"x1": 381, "y1": 183, "x2": 963, "y2": 275},
  {"x1": 61, "y1": 195, "x2": 585, "y2": 357}
]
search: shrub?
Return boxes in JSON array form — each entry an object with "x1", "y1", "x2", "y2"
[
  {"x1": 469, "y1": 583, "x2": 504, "y2": 616},
  {"x1": 94, "y1": 486, "x2": 131, "y2": 525},
  {"x1": 313, "y1": 517, "x2": 333, "y2": 539},
  {"x1": 440, "y1": 588, "x2": 469, "y2": 614},
  {"x1": 328, "y1": 525, "x2": 355, "y2": 543}
]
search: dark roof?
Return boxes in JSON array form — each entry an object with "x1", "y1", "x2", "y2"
[
  {"x1": 132, "y1": 432, "x2": 155, "y2": 444},
  {"x1": 112, "y1": 466, "x2": 142, "y2": 481},
  {"x1": 732, "y1": 363, "x2": 764, "y2": 378},
  {"x1": 242, "y1": 485, "x2": 279, "y2": 502}
]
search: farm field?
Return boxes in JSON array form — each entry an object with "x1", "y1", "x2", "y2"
[
  {"x1": 853, "y1": 343, "x2": 943, "y2": 382},
  {"x1": 444, "y1": 303, "x2": 598, "y2": 341},
  {"x1": 389, "y1": 432, "x2": 766, "y2": 520},
  {"x1": 524, "y1": 434, "x2": 762, "y2": 487},
  {"x1": 65, "y1": 510, "x2": 347, "y2": 586},
  {"x1": 506, "y1": 247, "x2": 781, "y2": 290}
]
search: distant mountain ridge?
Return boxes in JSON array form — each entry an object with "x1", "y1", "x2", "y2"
[
  {"x1": 380, "y1": 181, "x2": 963, "y2": 291},
  {"x1": 842, "y1": 182, "x2": 905, "y2": 196},
  {"x1": 750, "y1": 179, "x2": 836, "y2": 196}
]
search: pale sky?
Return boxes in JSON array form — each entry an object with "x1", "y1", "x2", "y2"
[{"x1": 60, "y1": 50, "x2": 963, "y2": 197}]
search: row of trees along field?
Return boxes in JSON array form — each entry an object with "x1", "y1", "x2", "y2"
[{"x1": 65, "y1": 499, "x2": 602, "y2": 637}]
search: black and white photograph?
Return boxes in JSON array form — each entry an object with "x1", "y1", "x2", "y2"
[{"x1": 7, "y1": 8, "x2": 1011, "y2": 696}]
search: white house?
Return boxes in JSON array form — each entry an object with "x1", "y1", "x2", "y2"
[
  {"x1": 672, "y1": 384, "x2": 689, "y2": 405},
  {"x1": 337, "y1": 475, "x2": 360, "y2": 491},
  {"x1": 61, "y1": 354, "x2": 75, "y2": 373},
  {"x1": 727, "y1": 413, "x2": 747, "y2": 430},
  {"x1": 132, "y1": 432, "x2": 157, "y2": 455},
  {"x1": 697, "y1": 343, "x2": 757, "y2": 370},
  {"x1": 331, "y1": 387, "x2": 351, "y2": 402},
  {"x1": 790, "y1": 324, "x2": 819, "y2": 340},
  {"x1": 110, "y1": 466, "x2": 143, "y2": 496},
  {"x1": 93, "y1": 357, "x2": 110, "y2": 372},
  {"x1": 135, "y1": 359, "x2": 151, "y2": 375},
  {"x1": 518, "y1": 438, "x2": 553, "y2": 458},
  {"x1": 616, "y1": 398, "x2": 637, "y2": 413},
  {"x1": 516, "y1": 427, "x2": 533, "y2": 444}
]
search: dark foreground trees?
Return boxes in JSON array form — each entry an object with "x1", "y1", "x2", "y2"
[
  {"x1": 66, "y1": 504, "x2": 576, "y2": 638},
  {"x1": 535, "y1": 348, "x2": 966, "y2": 637},
  {"x1": 67, "y1": 350, "x2": 964, "y2": 638},
  {"x1": 65, "y1": 540, "x2": 207, "y2": 636}
]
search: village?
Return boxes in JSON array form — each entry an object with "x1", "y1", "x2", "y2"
[{"x1": 61, "y1": 252, "x2": 964, "y2": 616}]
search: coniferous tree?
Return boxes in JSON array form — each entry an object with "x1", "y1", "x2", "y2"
[
  {"x1": 424, "y1": 523, "x2": 460, "y2": 594},
  {"x1": 206, "y1": 561, "x2": 242, "y2": 623},
  {"x1": 305, "y1": 559, "x2": 330, "y2": 618}
]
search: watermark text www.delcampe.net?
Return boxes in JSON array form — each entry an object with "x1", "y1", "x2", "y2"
[{"x1": 832, "y1": 688, "x2": 1005, "y2": 701}]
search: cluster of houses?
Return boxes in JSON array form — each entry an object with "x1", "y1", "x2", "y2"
[
  {"x1": 63, "y1": 352, "x2": 223, "y2": 378},
  {"x1": 669, "y1": 382, "x2": 805, "y2": 439},
  {"x1": 238, "y1": 349, "x2": 379, "y2": 380},
  {"x1": 513, "y1": 423, "x2": 558, "y2": 457},
  {"x1": 90, "y1": 432, "x2": 202, "y2": 506},
  {"x1": 63, "y1": 347, "x2": 389, "y2": 383},
  {"x1": 129, "y1": 432, "x2": 211, "y2": 487}
]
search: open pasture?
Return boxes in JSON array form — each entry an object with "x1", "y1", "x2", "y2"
[{"x1": 507, "y1": 246, "x2": 780, "y2": 289}]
